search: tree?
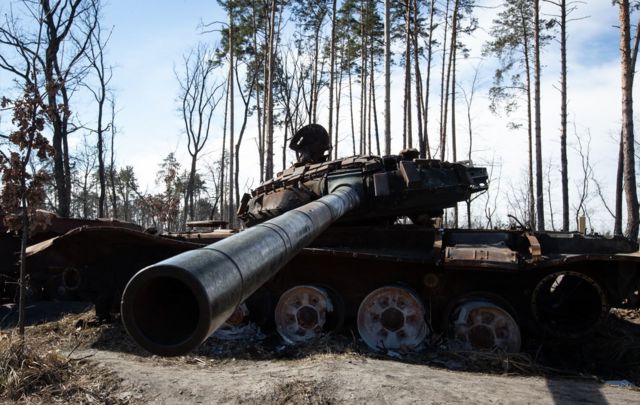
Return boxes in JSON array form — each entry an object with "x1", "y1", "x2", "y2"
[
  {"x1": 485, "y1": 0, "x2": 537, "y2": 229},
  {"x1": 384, "y1": 0, "x2": 391, "y2": 155},
  {"x1": 0, "y1": 0, "x2": 100, "y2": 217},
  {"x1": 83, "y1": 0, "x2": 113, "y2": 218},
  {"x1": 618, "y1": 0, "x2": 639, "y2": 240},
  {"x1": 264, "y1": 0, "x2": 279, "y2": 179},
  {"x1": 422, "y1": 0, "x2": 437, "y2": 159},
  {"x1": 615, "y1": 2, "x2": 640, "y2": 236},
  {"x1": 329, "y1": 0, "x2": 338, "y2": 154},
  {"x1": 0, "y1": 85, "x2": 55, "y2": 336},
  {"x1": 176, "y1": 43, "x2": 224, "y2": 225},
  {"x1": 547, "y1": 0, "x2": 570, "y2": 231},
  {"x1": 533, "y1": 0, "x2": 544, "y2": 231},
  {"x1": 71, "y1": 134, "x2": 98, "y2": 218},
  {"x1": 291, "y1": 0, "x2": 329, "y2": 123},
  {"x1": 116, "y1": 166, "x2": 138, "y2": 222}
]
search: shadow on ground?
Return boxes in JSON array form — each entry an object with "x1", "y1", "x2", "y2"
[{"x1": 0, "y1": 301, "x2": 92, "y2": 330}]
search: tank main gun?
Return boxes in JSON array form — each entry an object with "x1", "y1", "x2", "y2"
[{"x1": 121, "y1": 153, "x2": 488, "y2": 356}]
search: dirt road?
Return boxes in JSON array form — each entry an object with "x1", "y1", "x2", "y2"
[{"x1": 86, "y1": 349, "x2": 639, "y2": 404}]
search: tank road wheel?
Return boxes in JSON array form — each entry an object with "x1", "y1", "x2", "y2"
[
  {"x1": 532, "y1": 271, "x2": 608, "y2": 338},
  {"x1": 225, "y1": 303, "x2": 249, "y2": 327},
  {"x1": 357, "y1": 286, "x2": 429, "y2": 352},
  {"x1": 275, "y1": 285, "x2": 335, "y2": 344},
  {"x1": 215, "y1": 303, "x2": 252, "y2": 340},
  {"x1": 449, "y1": 300, "x2": 521, "y2": 353}
]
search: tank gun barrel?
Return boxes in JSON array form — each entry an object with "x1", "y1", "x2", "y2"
[{"x1": 120, "y1": 185, "x2": 361, "y2": 356}]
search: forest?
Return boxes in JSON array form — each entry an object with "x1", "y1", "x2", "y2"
[{"x1": 0, "y1": 0, "x2": 639, "y2": 241}]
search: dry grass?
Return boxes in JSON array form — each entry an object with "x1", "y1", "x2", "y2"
[
  {"x1": 0, "y1": 336, "x2": 126, "y2": 403},
  {"x1": 0, "y1": 310, "x2": 135, "y2": 404}
]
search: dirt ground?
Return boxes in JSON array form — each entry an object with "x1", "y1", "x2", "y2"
[
  {"x1": 87, "y1": 349, "x2": 638, "y2": 404},
  {"x1": 2, "y1": 304, "x2": 640, "y2": 404}
]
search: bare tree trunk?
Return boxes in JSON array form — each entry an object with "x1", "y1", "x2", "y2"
[
  {"x1": 253, "y1": 3, "x2": 264, "y2": 182},
  {"x1": 450, "y1": 0, "x2": 459, "y2": 227},
  {"x1": 404, "y1": 0, "x2": 412, "y2": 149},
  {"x1": 371, "y1": 47, "x2": 381, "y2": 156},
  {"x1": 18, "y1": 196, "x2": 28, "y2": 337},
  {"x1": 559, "y1": 0, "x2": 569, "y2": 232},
  {"x1": 615, "y1": 13, "x2": 640, "y2": 235},
  {"x1": 335, "y1": 56, "x2": 344, "y2": 159},
  {"x1": 109, "y1": 100, "x2": 117, "y2": 217},
  {"x1": 438, "y1": 0, "x2": 451, "y2": 160},
  {"x1": 522, "y1": 11, "x2": 535, "y2": 230},
  {"x1": 440, "y1": 3, "x2": 456, "y2": 161},
  {"x1": 220, "y1": 79, "x2": 229, "y2": 222},
  {"x1": 423, "y1": 0, "x2": 436, "y2": 159},
  {"x1": 236, "y1": 69, "x2": 256, "y2": 212},
  {"x1": 265, "y1": 0, "x2": 277, "y2": 179},
  {"x1": 534, "y1": 0, "x2": 545, "y2": 231},
  {"x1": 87, "y1": 12, "x2": 110, "y2": 219},
  {"x1": 348, "y1": 66, "x2": 356, "y2": 155},
  {"x1": 228, "y1": 7, "x2": 235, "y2": 228},
  {"x1": 360, "y1": 0, "x2": 368, "y2": 154},
  {"x1": 310, "y1": 11, "x2": 325, "y2": 123},
  {"x1": 367, "y1": 65, "x2": 372, "y2": 155},
  {"x1": 384, "y1": 0, "x2": 391, "y2": 155},
  {"x1": 96, "y1": 95, "x2": 106, "y2": 217},
  {"x1": 413, "y1": 0, "x2": 424, "y2": 156},
  {"x1": 329, "y1": 0, "x2": 337, "y2": 154},
  {"x1": 546, "y1": 161, "x2": 556, "y2": 231},
  {"x1": 615, "y1": 137, "x2": 624, "y2": 234},
  {"x1": 620, "y1": 0, "x2": 639, "y2": 240}
]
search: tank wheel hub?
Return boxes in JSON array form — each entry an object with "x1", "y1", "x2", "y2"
[
  {"x1": 381, "y1": 307, "x2": 404, "y2": 332},
  {"x1": 296, "y1": 305, "x2": 319, "y2": 329},
  {"x1": 275, "y1": 285, "x2": 333, "y2": 344},
  {"x1": 357, "y1": 286, "x2": 429, "y2": 351}
]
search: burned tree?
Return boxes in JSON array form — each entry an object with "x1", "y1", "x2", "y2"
[
  {"x1": 176, "y1": 43, "x2": 224, "y2": 226},
  {"x1": 0, "y1": 0, "x2": 100, "y2": 217}
]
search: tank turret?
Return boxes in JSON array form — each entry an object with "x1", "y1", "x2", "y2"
[{"x1": 238, "y1": 153, "x2": 487, "y2": 226}]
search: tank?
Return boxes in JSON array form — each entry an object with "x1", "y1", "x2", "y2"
[
  {"x1": 119, "y1": 141, "x2": 640, "y2": 356},
  {"x1": 120, "y1": 152, "x2": 489, "y2": 355}
]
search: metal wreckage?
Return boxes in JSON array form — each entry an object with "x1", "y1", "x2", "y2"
[{"x1": 6, "y1": 124, "x2": 640, "y2": 356}]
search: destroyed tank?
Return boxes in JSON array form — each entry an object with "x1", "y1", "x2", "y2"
[{"x1": 120, "y1": 145, "x2": 640, "y2": 357}]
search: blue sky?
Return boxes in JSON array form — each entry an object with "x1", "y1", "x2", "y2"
[{"x1": 0, "y1": 0, "x2": 636, "y2": 232}]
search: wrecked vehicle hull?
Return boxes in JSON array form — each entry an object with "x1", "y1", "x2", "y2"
[
  {"x1": 24, "y1": 226, "x2": 231, "y2": 318},
  {"x1": 0, "y1": 211, "x2": 145, "y2": 305},
  {"x1": 267, "y1": 226, "x2": 640, "y2": 351}
]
